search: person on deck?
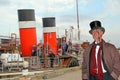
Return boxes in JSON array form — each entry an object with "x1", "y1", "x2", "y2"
[
  {"x1": 48, "y1": 49, "x2": 55, "y2": 68},
  {"x1": 61, "y1": 40, "x2": 67, "y2": 55}
]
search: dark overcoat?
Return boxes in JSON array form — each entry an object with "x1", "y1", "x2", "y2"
[{"x1": 82, "y1": 40, "x2": 120, "y2": 80}]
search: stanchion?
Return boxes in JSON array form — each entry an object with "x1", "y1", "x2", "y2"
[{"x1": 22, "y1": 61, "x2": 29, "y2": 80}]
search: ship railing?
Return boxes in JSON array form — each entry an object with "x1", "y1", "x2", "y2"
[
  {"x1": 0, "y1": 55, "x2": 80, "y2": 72},
  {"x1": 23, "y1": 56, "x2": 61, "y2": 69},
  {"x1": 0, "y1": 53, "x2": 28, "y2": 72},
  {"x1": 0, "y1": 58, "x2": 4, "y2": 72}
]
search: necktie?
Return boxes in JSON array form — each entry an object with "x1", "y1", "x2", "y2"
[
  {"x1": 90, "y1": 44, "x2": 103, "y2": 80},
  {"x1": 90, "y1": 45, "x2": 97, "y2": 75},
  {"x1": 97, "y1": 46, "x2": 103, "y2": 80},
  {"x1": 94, "y1": 41, "x2": 100, "y2": 46}
]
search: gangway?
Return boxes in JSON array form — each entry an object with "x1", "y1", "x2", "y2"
[
  {"x1": 67, "y1": 53, "x2": 82, "y2": 60},
  {"x1": 59, "y1": 53, "x2": 80, "y2": 68},
  {"x1": 67, "y1": 53, "x2": 83, "y2": 66},
  {"x1": 59, "y1": 55, "x2": 72, "y2": 67}
]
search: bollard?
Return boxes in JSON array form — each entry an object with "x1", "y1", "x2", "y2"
[{"x1": 22, "y1": 61, "x2": 29, "y2": 80}]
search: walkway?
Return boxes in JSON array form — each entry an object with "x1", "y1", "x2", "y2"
[{"x1": 46, "y1": 69, "x2": 82, "y2": 80}]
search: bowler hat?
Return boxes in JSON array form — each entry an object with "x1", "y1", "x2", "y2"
[{"x1": 89, "y1": 20, "x2": 105, "y2": 34}]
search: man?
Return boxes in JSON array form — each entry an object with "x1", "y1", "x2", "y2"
[
  {"x1": 61, "y1": 40, "x2": 67, "y2": 55},
  {"x1": 82, "y1": 20, "x2": 120, "y2": 80},
  {"x1": 32, "y1": 45, "x2": 37, "y2": 56},
  {"x1": 48, "y1": 49, "x2": 55, "y2": 68}
]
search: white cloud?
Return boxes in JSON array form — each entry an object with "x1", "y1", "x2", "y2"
[
  {"x1": 104, "y1": 0, "x2": 120, "y2": 16},
  {"x1": 0, "y1": 0, "x2": 11, "y2": 6},
  {"x1": 79, "y1": 0, "x2": 89, "y2": 5},
  {"x1": 10, "y1": 0, "x2": 75, "y2": 13},
  {"x1": 0, "y1": 0, "x2": 120, "y2": 47}
]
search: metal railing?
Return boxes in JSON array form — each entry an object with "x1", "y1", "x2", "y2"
[
  {"x1": 0, "y1": 46, "x2": 83, "y2": 72},
  {"x1": 23, "y1": 56, "x2": 61, "y2": 69}
]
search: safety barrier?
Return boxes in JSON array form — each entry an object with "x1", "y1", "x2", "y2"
[
  {"x1": 0, "y1": 54, "x2": 81, "y2": 72},
  {"x1": 23, "y1": 56, "x2": 61, "y2": 69},
  {"x1": 0, "y1": 53, "x2": 28, "y2": 71}
]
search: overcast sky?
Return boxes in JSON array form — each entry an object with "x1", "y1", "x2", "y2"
[{"x1": 0, "y1": 0, "x2": 120, "y2": 48}]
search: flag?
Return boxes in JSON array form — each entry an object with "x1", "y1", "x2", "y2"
[{"x1": 71, "y1": 26, "x2": 74, "y2": 29}]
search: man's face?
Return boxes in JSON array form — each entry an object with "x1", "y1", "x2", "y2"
[{"x1": 91, "y1": 29, "x2": 103, "y2": 42}]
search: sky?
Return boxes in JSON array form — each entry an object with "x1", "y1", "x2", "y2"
[{"x1": 0, "y1": 0, "x2": 120, "y2": 48}]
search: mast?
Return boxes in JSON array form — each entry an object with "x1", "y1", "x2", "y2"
[{"x1": 76, "y1": 0, "x2": 80, "y2": 41}]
